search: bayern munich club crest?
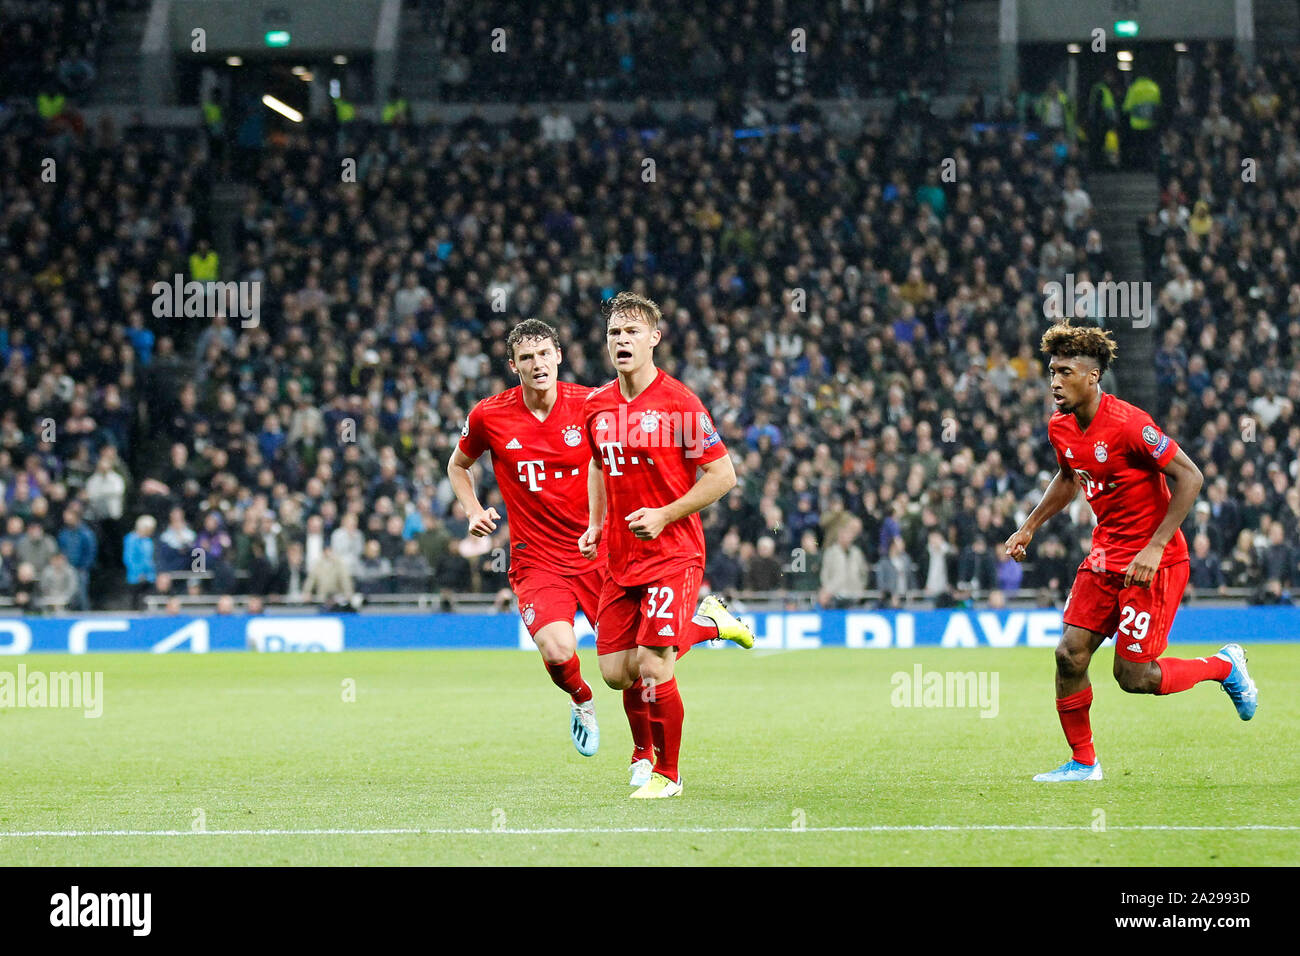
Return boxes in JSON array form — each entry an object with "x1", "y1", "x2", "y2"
[
  {"x1": 561, "y1": 424, "x2": 583, "y2": 446},
  {"x1": 522, "y1": 604, "x2": 536, "y2": 626},
  {"x1": 640, "y1": 410, "x2": 661, "y2": 433},
  {"x1": 1094, "y1": 441, "x2": 1109, "y2": 462}
]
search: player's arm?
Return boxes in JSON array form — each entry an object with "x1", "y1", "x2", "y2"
[
  {"x1": 1124, "y1": 447, "x2": 1203, "y2": 587},
  {"x1": 578, "y1": 457, "x2": 605, "y2": 560},
  {"x1": 446, "y1": 446, "x2": 500, "y2": 537},
  {"x1": 626, "y1": 454, "x2": 737, "y2": 541},
  {"x1": 1005, "y1": 463, "x2": 1078, "y2": 562}
]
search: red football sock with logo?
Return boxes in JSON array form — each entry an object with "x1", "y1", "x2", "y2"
[
  {"x1": 624, "y1": 680, "x2": 654, "y2": 762},
  {"x1": 544, "y1": 653, "x2": 592, "y2": 704},
  {"x1": 1056, "y1": 686, "x2": 1096, "y2": 766},
  {"x1": 675, "y1": 616, "x2": 718, "y2": 659},
  {"x1": 1157, "y1": 655, "x2": 1231, "y2": 695},
  {"x1": 647, "y1": 678, "x2": 684, "y2": 783}
]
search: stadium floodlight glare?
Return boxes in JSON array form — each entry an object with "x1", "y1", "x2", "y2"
[
  {"x1": 1174, "y1": 42, "x2": 1188, "y2": 53},
  {"x1": 1066, "y1": 43, "x2": 1081, "y2": 54},
  {"x1": 261, "y1": 94, "x2": 303, "y2": 123},
  {"x1": 225, "y1": 56, "x2": 242, "y2": 66},
  {"x1": 1114, "y1": 20, "x2": 1139, "y2": 37},
  {"x1": 291, "y1": 65, "x2": 307, "y2": 75},
  {"x1": 1116, "y1": 50, "x2": 1134, "y2": 62},
  {"x1": 264, "y1": 30, "x2": 291, "y2": 47},
  {"x1": 333, "y1": 54, "x2": 348, "y2": 65}
]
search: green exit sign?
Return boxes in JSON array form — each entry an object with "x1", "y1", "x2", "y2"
[
  {"x1": 264, "y1": 30, "x2": 291, "y2": 47},
  {"x1": 1114, "y1": 20, "x2": 1139, "y2": 38}
]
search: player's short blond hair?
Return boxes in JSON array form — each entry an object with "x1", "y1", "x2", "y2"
[
  {"x1": 1040, "y1": 321, "x2": 1119, "y2": 373},
  {"x1": 603, "y1": 291, "x2": 661, "y2": 329}
]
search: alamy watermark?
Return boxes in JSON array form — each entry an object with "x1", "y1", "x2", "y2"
[
  {"x1": 890, "y1": 664, "x2": 999, "y2": 718},
  {"x1": 1043, "y1": 275, "x2": 1152, "y2": 328},
  {"x1": 0, "y1": 663, "x2": 103, "y2": 718},
  {"x1": 152, "y1": 274, "x2": 261, "y2": 327}
]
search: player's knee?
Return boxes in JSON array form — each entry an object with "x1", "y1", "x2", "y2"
[
  {"x1": 1054, "y1": 642, "x2": 1088, "y2": 677},
  {"x1": 1114, "y1": 662, "x2": 1158, "y2": 694},
  {"x1": 598, "y1": 660, "x2": 633, "y2": 690},
  {"x1": 533, "y1": 625, "x2": 575, "y2": 664}
]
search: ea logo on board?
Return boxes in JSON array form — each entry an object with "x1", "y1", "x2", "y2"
[
  {"x1": 562, "y1": 424, "x2": 583, "y2": 446},
  {"x1": 640, "y1": 411, "x2": 660, "y2": 433},
  {"x1": 1094, "y1": 441, "x2": 1109, "y2": 463}
]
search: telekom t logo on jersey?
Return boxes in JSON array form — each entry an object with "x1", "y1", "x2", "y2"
[
  {"x1": 599, "y1": 442, "x2": 625, "y2": 476},
  {"x1": 517, "y1": 460, "x2": 547, "y2": 491}
]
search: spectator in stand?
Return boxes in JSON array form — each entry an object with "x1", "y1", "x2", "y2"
[
  {"x1": 330, "y1": 512, "x2": 365, "y2": 574},
  {"x1": 706, "y1": 527, "x2": 743, "y2": 594},
  {"x1": 742, "y1": 536, "x2": 784, "y2": 592},
  {"x1": 820, "y1": 520, "x2": 869, "y2": 608},
  {"x1": 157, "y1": 507, "x2": 196, "y2": 572},
  {"x1": 394, "y1": 538, "x2": 432, "y2": 593},
  {"x1": 123, "y1": 515, "x2": 157, "y2": 608},
  {"x1": 17, "y1": 519, "x2": 58, "y2": 574},
  {"x1": 1189, "y1": 532, "x2": 1225, "y2": 594},
  {"x1": 301, "y1": 543, "x2": 355, "y2": 609},
  {"x1": 39, "y1": 552, "x2": 78, "y2": 611},
  {"x1": 355, "y1": 538, "x2": 393, "y2": 596},
  {"x1": 1221, "y1": 529, "x2": 1263, "y2": 592},
  {"x1": 57, "y1": 506, "x2": 97, "y2": 610},
  {"x1": 875, "y1": 536, "x2": 917, "y2": 609}
]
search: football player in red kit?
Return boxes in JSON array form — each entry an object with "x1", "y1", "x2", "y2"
[
  {"x1": 578, "y1": 292, "x2": 752, "y2": 798},
  {"x1": 1005, "y1": 323, "x2": 1258, "y2": 782},
  {"x1": 448, "y1": 319, "x2": 608, "y2": 756}
]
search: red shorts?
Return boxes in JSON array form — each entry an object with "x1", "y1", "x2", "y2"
[
  {"x1": 510, "y1": 563, "x2": 605, "y2": 638},
  {"x1": 595, "y1": 564, "x2": 704, "y2": 656},
  {"x1": 1062, "y1": 560, "x2": 1189, "y2": 662}
]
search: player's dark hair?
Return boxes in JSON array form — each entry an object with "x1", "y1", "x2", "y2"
[
  {"x1": 602, "y1": 291, "x2": 661, "y2": 329},
  {"x1": 506, "y1": 319, "x2": 560, "y2": 361},
  {"x1": 1040, "y1": 321, "x2": 1119, "y2": 373}
]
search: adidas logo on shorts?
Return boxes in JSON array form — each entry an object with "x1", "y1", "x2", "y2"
[
  {"x1": 658, "y1": 624, "x2": 675, "y2": 637},
  {"x1": 1127, "y1": 642, "x2": 1142, "y2": 653}
]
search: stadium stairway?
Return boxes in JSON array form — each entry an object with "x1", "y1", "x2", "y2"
[
  {"x1": 92, "y1": 6, "x2": 150, "y2": 104},
  {"x1": 1089, "y1": 170, "x2": 1158, "y2": 409},
  {"x1": 395, "y1": 3, "x2": 441, "y2": 103},
  {"x1": 949, "y1": 0, "x2": 1001, "y2": 96}
]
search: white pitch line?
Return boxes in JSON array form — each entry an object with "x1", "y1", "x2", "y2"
[{"x1": 1, "y1": 825, "x2": 1298, "y2": 837}]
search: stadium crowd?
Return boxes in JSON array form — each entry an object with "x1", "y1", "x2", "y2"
[
  {"x1": 0, "y1": 0, "x2": 109, "y2": 103},
  {"x1": 426, "y1": 0, "x2": 953, "y2": 101},
  {"x1": 0, "y1": 41, "x2": 1297, "y2": 613},
  {"x1": 1141, "y1": 44, "x2": 1300, "y2": 604}
]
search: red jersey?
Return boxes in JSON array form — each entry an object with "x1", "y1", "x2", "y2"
[
  {"x1": 458, "y1": 381, "x2": 603, "y2": 575},
  {"x1": 1048, "y1": 391, "x2": 1189, "y2": 570},
  {"x1": 582, "y1": 368, "x2": 729, "y2": 587}
]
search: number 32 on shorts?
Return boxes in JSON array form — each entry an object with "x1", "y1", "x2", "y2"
[{"x1": 645, "y1": 586, "x2": 674, "y2": 619}]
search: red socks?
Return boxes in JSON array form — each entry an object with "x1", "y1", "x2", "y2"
[
  {"x1": 646, "y1": 677, "x2": 684, "y2": 782},
  {"x1": 675, "y1": 617, "x2": 717, "y2": 659},
  {"x1": 544, "y1": 653, "x2": 592, "y2": 704},
  {"x1": 1056, "y1": 686, "x2": 1096, "y2": 766},
  {"x1": 1157, "y1": 655, "x2": 1231, "y2": 695},
  {"x1": 624, "y1": 680, "x2": 654, "y2": 762}
]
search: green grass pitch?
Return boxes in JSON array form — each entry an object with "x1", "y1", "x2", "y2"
[{"x1": 1, "y1": 644, "x2": 1296, "y2": 865}]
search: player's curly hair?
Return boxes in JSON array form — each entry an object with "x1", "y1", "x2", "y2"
[
  {"x1": 602, "y1": 291, "x2": 661, "y2": 329},
  {"x1": 506, "y1": 318, "x2": 560, "y2": 360},
  {"x1": 1040, "y1": 321, "x2": 1119, "y2": 373}
]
